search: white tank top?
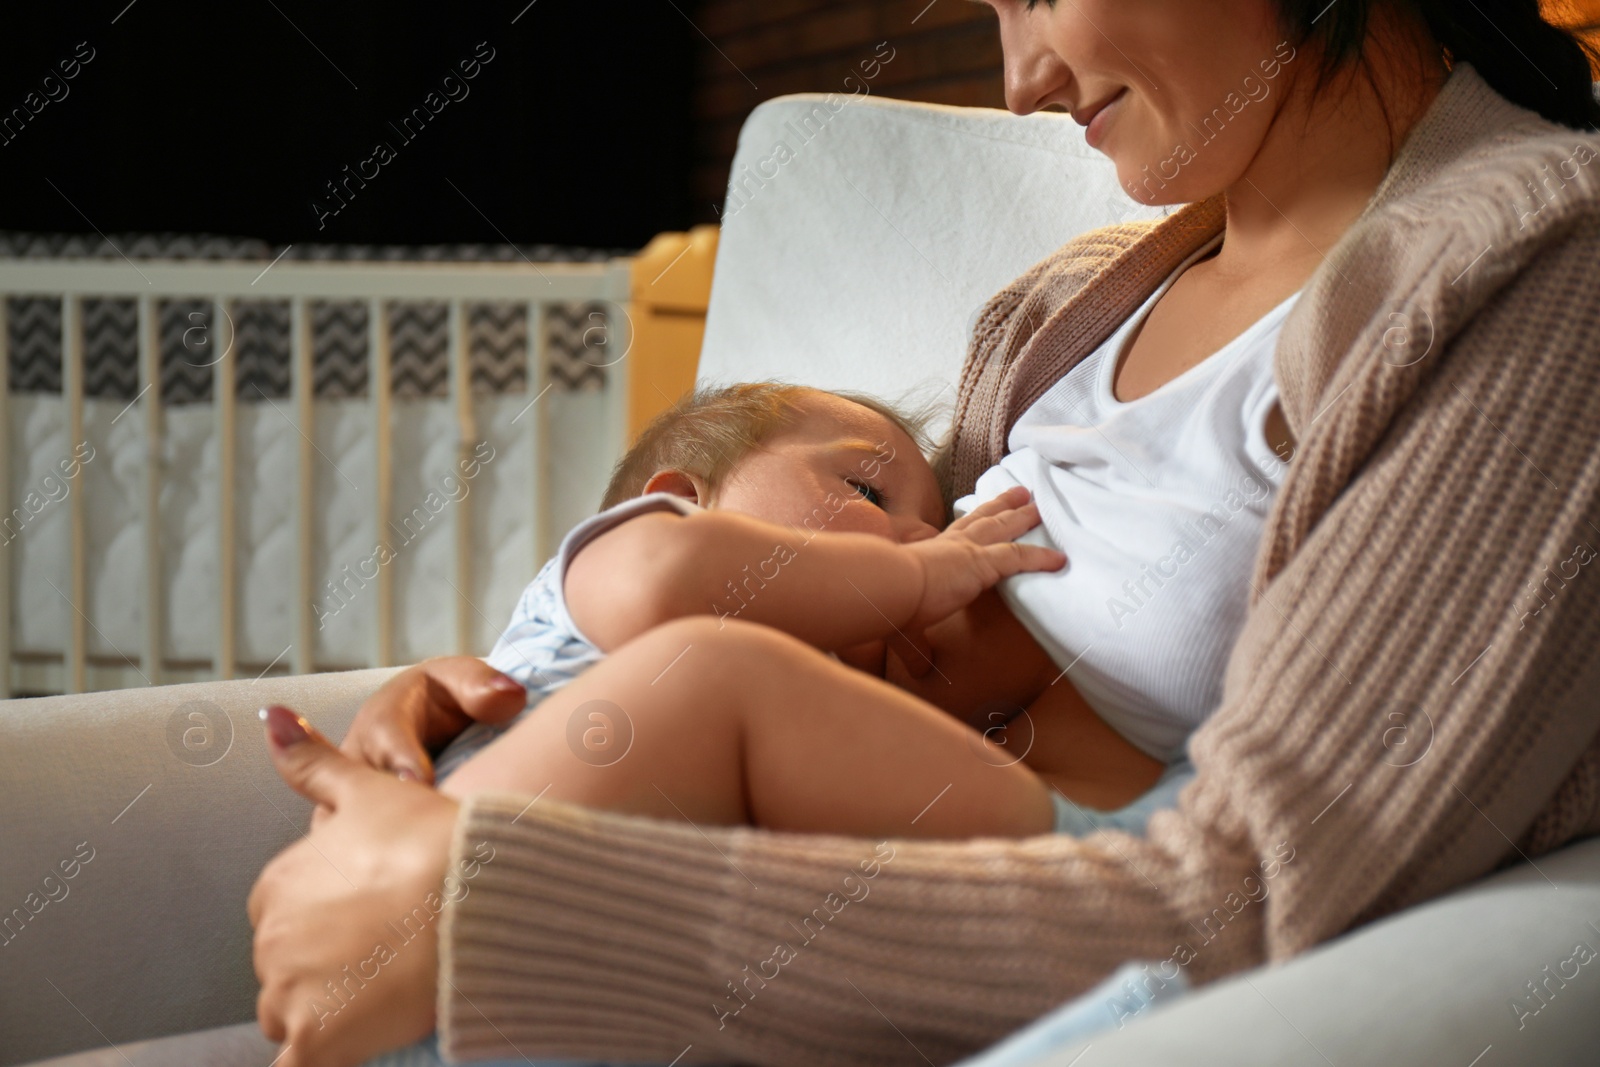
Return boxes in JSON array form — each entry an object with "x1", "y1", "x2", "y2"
[{"x1": 953, "y1": 235, "x2": 1297, "y2": 762}]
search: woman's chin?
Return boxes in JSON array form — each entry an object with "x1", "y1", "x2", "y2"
[
  {"x1": 1110, "y1": 163, "x2": 1170, "y2": 208},
  {"x1": 1110, "y1": 156, "x2": 1208, "y2": 212}
]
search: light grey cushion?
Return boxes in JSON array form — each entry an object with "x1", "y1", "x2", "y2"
[
  {"x1": 0, "y1": 668, "x2": 401, "y2": 1067},
  {"x1": 1019, "y1": 835, "x2": 1600, "y2": 1066},
  {"x1": 18, "y1": 1023, "x2": 276, "y2": 1067}
]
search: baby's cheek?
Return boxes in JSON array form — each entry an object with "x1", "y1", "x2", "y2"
[{"x1": 831, "y1": 502, "x2": 893, "y2": 539}]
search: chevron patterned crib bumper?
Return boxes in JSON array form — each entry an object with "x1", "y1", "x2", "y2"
[{"x1": 2, "y1": 232, "x2": 634, "y2": 681}]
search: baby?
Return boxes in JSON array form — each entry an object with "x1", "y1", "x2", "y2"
[{"x1": 421, "y1": 381, "x2": 1186, "y2": 840}]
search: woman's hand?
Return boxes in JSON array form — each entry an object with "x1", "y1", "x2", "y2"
[
  {"x1": 249, "y1": 706, "x2": 461, "y2": 1067},
  {"x1": 340, "y1": 656, "x2": 526, "y2": 783}
]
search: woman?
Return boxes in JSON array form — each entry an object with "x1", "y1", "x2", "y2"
[{"x1": 249, "y1": 2, "x2": 1600, "y2": 1065}]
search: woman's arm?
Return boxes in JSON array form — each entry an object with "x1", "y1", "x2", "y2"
[
  {"x1": 882, "y1": 587, "x2": 1060, "y2": 718},
  {"x1": 878, "y1": 584, "x2": 1167, "y2": 808},
  {"x1": 436, "y1": 225, "x2": 1600, "y2": 1066}
]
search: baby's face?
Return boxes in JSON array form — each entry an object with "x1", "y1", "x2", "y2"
[{"x1": 711, "y1": 393, "x2": 945, "y2": 544}]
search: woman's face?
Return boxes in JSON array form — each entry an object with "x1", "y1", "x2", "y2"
[{"x1": 979, "y1": 0, "x2": 1298, "y2": 206}]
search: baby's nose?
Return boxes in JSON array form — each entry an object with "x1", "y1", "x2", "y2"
[{"x1": 898, "y1": 520, "x2": 940, "y2": 544}]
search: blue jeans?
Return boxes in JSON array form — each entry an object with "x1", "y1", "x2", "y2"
[
  {"x1": 363, "y1": 1037, "x2": 654, "y2": 1067},
  {"x1": 1050, "y1": 756, "x2": 1196, "y2": 836}
]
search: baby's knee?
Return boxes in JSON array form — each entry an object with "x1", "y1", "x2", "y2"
[{"x1": 639, "y1": 614, "x2": 816, "y2": 666}]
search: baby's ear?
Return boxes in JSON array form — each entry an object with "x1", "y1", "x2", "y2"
[{"x1": 641, "y1": 469, "x2": 709, "y2": 506}]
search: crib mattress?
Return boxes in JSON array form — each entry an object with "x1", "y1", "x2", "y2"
[{"x1": 3, "y1": 231, "x2": 630, "y2": 673}]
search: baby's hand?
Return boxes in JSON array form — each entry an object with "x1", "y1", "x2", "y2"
[
  {"x1": 339, "y1": 657, "x2": 525, "y2": 784},
  {"x1": 895, "y1": 487, "x2": 1065, "y2": 673}
]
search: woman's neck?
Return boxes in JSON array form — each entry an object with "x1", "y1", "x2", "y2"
[{"x1": 1212, "y1": 18, "x2": 1451, "y2": 277}]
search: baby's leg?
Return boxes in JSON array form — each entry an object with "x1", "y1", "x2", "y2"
[{"x1": 441, "y1": 616, "x2": 1054, "y2": 839}]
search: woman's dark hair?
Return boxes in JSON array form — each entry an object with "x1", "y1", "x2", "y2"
[{"x1": 1277, "y1": 0, "x2": 1600, "y2": 130}]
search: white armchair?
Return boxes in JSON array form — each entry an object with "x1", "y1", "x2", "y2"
[{"x1": 4, "y1": 92, "x2": 1598, "y2": 1066}]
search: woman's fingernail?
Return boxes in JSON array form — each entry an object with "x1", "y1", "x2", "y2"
[
  {"x1": 259, "y1": 705, "x2": 309, "y2": 748},
  {"x1": 487, "y1": 675, "x2": 524, "y2": 696}
]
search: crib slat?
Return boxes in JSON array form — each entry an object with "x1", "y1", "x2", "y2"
[
  {"x1": 214, "y1": 297, "x2": 236, "y2": 680},
  {"x1": 603, "y1": 265, "x2": 635, "y2": 466},
  {"x1": 525, "y1": 301, "x2": 549, "y2": 570},
  {"x1": 138, "y1": 295, "x2": 164, "y2": 686},
  {"x1": 449, "y1": 300, "x2": 475, "y2": 654},
  {"x1": 291, "y1": 298, "x2": 315, "y2": 676},
  {"x1": 0, "y1": 297, "x2": 10, "y2": 699},
  {"x1": 62, "y1": 294, "x2": 87, "y2": 693},
  {"x1": 370, "y1": 299, "x2": 394, "y2": 668}
]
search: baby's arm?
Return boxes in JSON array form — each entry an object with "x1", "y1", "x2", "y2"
[{"x1": 564, "y1": 486, "x2": 1062, "y2": 654}]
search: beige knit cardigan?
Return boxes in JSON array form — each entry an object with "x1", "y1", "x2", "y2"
[{"x1": 437, "y1": 65, "x2": 1600, "y2": 1066}]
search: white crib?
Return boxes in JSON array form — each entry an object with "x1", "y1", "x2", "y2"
[{"x1": 0, "y1": 238, "x2": 710, "y2": 697}]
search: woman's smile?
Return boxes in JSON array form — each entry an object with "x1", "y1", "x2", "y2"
[{"x1": 1080, "y1": 87, "x2": 1128, "y2": 150}]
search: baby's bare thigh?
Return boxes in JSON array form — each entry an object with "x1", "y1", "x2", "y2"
[
  {"x1": 443, "y1": 617, "x2": 828, "y2": 796},
  {"x1": 446, "y1": 616, "x2": 1056, "y2": 836}
]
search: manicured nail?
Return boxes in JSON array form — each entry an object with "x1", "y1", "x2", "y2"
[{"x1": 259, "y1": 705, "x2": 309, "y2": 748}]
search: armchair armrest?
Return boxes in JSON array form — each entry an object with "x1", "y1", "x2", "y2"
[
  {"x1": 1009, "y1": 835, "x2": 1600, "y2": 1066},
  {"x1": 0, "y1": 668, "x2": 402, "y2": 1067}
]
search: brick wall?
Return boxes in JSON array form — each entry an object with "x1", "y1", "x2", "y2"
[
  {"x1": 688, "y1": 1, "x2": 1600, "y2": 224},
  {"x1": 690, "y1": 0, "x2": 1003, "y2": 221}
]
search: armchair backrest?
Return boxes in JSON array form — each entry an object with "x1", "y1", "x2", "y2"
[{"x1": 696, "y1": 92, "x2": 1162, "y2": 439}]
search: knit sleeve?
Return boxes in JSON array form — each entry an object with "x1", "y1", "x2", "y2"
[
  {"x1": 436, "y1": 794, "x2": 1238, "y2": 1066},
  {"x1": 436, "y1": 222, "x2": 1600, "y2": 1067}
]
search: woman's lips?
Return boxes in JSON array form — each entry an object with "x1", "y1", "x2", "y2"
[{"x1": 1083, "y1": 88, "x2": 1127, "y2": 150}]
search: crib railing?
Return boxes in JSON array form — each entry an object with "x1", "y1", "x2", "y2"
[{"x1": 0, "y1": 258, "x2": 635, "y2": 696}]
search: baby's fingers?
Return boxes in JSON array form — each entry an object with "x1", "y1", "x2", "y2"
[
  {"x1": 987, "y1": 541, "x2": 1068, "y2": 578},
  {"x1": 340, "y1": 721, "x2": 435, "y2": 784},
  {"x1": 956, "y1": 499, "x2": 1048, "y2": 549},
  {"x1": 948, "y1": 486, "x2": 1032, "y2": 533}
]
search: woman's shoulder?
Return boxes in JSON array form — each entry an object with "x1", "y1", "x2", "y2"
[
  {"x1": 1370, "y1": 64, "x2": 1600, "y2": 229},
  {"x1": 1409, "y1": 136, "x2": 1596, "y2": 213},
  {"x1": 1288, "y1": 113, "x2": 1600, "y2": 385},
  {"x1": 1272, "y1": 115, "x2": 1600, "y2": 473},
  {"x1": 1365, "y1": 109, "x2": 1600, "y2": 271}
]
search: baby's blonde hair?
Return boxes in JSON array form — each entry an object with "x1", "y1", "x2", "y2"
[{"x1": 601, "y1": 381, "x2": 943, "y2": 512}]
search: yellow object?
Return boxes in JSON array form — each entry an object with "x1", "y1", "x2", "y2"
[{"x1": 626, "y1": 225, "x2": 719, "y2": 444}]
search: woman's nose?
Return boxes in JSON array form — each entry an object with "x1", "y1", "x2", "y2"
[{"x1": 998, "y1": 8, "x2": 1071, "y2": 115}]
